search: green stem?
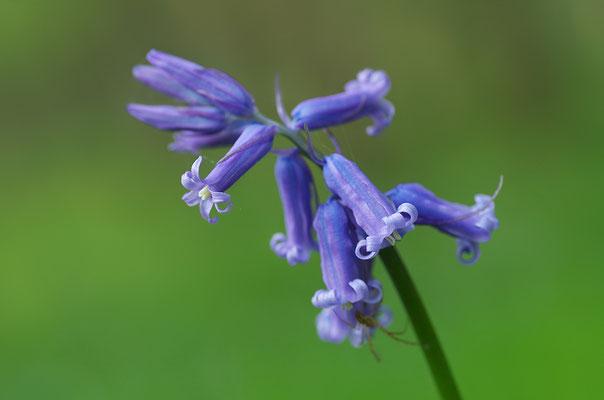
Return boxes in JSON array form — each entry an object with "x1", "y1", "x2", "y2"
[
  {"x1": 252, "y1": 111, "x2": 324, "y2": 162},
  {"x1": 379, "y1": 246, "x2": 462, "y2": 400}
]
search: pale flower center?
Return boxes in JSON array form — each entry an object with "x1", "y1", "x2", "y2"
[{"x1": 198, "y1": 186, "x2": 211, "y2": 200}]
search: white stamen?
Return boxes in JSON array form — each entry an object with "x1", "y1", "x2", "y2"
[{"x1": 198, "y1": 186, "x2": 211, "y2": 200}]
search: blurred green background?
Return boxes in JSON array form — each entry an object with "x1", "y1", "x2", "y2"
[{"x1": 1, "y1": 0, "x2": 603, "y2": 399}]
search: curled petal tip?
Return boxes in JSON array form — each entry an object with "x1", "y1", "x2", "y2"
[
  {"x1": 457, "y1": 239, "x2": 480, "y2": 265},
  {"x1": 346, "y1": 279, "x2": 369, "y2": 303},
  {"x1": 355, "y1": 240, "x2": 377, "y2": 260}
]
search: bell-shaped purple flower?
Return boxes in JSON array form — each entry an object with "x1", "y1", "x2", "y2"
[
  {"x1": 270, "y1": 149, "x2": 317, "y2": 265},
  {"x1": 386, "y1": 182, "x2": 500, "y2": 265},
  {"x1": 323, "y1": 154, "x2": 417, "y2": 260},
  {"x1": 127, "y1": 104, "x2": 227, "y2": 132},
  {"x1": 311, "y1": 197, "x2": 383, "y2": 308},
  {"x1": 146, "y1": 49, "x2": 255, "y2": 116},
  {"x1": 132, "y1": 65, "x2": 207, "y2": 105},
  {"x1": 291, "y1": 69, "x2": 394, "y2": 136},
  {"x1": 181, "y1": 124, "x2": 277, "y2": 223},
  {"x1": 168, "y1": 121, "x2": 254, "y2": 154}
]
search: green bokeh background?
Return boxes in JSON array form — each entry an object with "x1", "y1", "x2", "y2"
[{"x1": 2, "y1": 1, "x2": 603, "y2": 399}]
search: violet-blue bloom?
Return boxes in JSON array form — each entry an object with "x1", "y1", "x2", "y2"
[
  {"x1": 386, "y1": 182, "x2": 500, "y2": 265},
  {"x1": 323, "y1": 154, "x2": 417, "y2": 260},
  {"x1": 132, "y1": 65, "x2": 207, "y2": 105},
  {"x1": 291, "y1": 69, "x2": 394, "y2": 136},
  {"x1": 270, "y1": 149, "x2": 317, "y2": 266},
  {"x1": 181, "y1": 124, "x2": 277, "y2": 223},
  {"x1": 311, "y1": 197, "x2": 382, "y2": 308},
  {"x1": 127, "y1": 104, "x2": 226, "y2": 132},
  {"x1": 168, "y1": 121, "x2": 254, "y2": 154}
]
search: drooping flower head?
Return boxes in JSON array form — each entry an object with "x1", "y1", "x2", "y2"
[
  {"x1": 128, "y1": 50, "x2": 257, "y2": 153},
  {"x1": 291, "y1": 69, "x2": 394, "y2": 136},
  {"x1": 181, "y1": 124, "x2": 277, "y2": 223},
  {"x1": 322, "y1": 154, "x2": 417, "y2": 259},
  {"x1": 386, "y1": 180, "x2": 501, "y2": 264},
  {"x1": 311, "y1": 197, "x2": 383, "y2": 308},
  {"x1": 270, "y1": 149, "x2": 317, "y2": 266}
]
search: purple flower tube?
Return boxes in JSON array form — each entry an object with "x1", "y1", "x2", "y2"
[
  {"x1": 181, "y1": 124, "x2": 277, "y2": 223},
  {"x1": 322, "y1": 154, "x2": 417, "y2": 260},
  {"x1": 291, "y1": 69, "x2": 394, "y2": 136},
  {"x1": 270, "y1": 149, "x2": 317, "y2": 266},
  {"x1": 311, "y1": 197, "x2": 383, "y2": 308},
  {"x1": 386, "y1": 182, "x2": 500, "y2": 264}
]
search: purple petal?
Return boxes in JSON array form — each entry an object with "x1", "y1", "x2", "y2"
[
  {"x1": 365, "y1": 280, "x2": 383, "y2": 304},
  {"x1": 291, "y1": 69, "x2": 394, "y2": 135},
  {"x1": 146, "y1": 49, "x2": 205, "y2": 91},
  {"x1": 132, "y1": 65, "x2": 207, "y2": 105},
  {"x1": 315, "y1": 308, "x2": 353, "y2": 344},
  {"x1": 181, "y1": 171, "x2": 201, "y2": 191},
  {"x1": 200, "y1": 198, "x2": 218, "y2": 224},
  {"x1": 345, "y1": 279, "x2": 370, "y2": 303},
  {"x1": 313, "y1": 197, "x2": 380, "y2": 307},
  {"x1": 377, "y1": 306, "x2": 393, "y2": 328},
  {"x1": 190, "y1": 156, "x2": 203, "y2": 178},
  {"x1": 203, "y1": 124, "x2": 276, "y2": 192},
  {"x1": 270, "y1": 233, "x2": 288, "y2": 257},
  {"x1": 182, "y1": 191, "x2": 200, "y2": 207},
  {"x1": 271, "y1": 149, "x2": 316, "y2": 266},
  {"x1": 312, "y1": 289, "x2": 340, "y2": 309},
  {"x1": 355, "y1": 240, "x2": 377, "y2": 260},
  {"x1": 127, "y1": 104, "x2": 226, "y2": 132},
  {"x1": 386, "y1": 181, "x2": 500, "y2": 264},
  {"x1": 274, "y1": 74, "x2": 293, "y2": 127},
  {"x1": 212, "y1": 191, "x2": 232, "y2": 214},
  {"x1": 191, "y1": 69, "x2": 255, "y2": 116}
]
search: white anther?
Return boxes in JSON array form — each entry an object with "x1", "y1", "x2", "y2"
[{"x1": 198, "y1": 186, "x2": 211, "y2": 200}]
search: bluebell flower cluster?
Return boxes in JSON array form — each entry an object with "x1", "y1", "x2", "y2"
[{"x1": 128, "y1": 50, "x2": 501, "y2": 358}]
